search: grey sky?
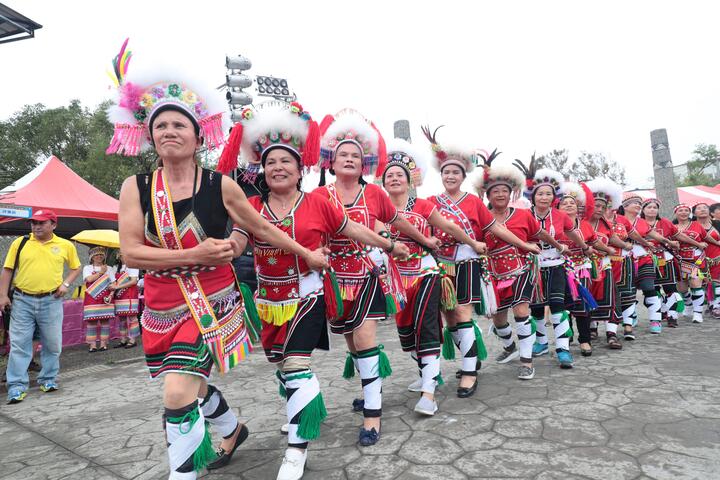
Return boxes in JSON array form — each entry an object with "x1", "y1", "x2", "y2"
[{"x1": 1, "y1": 0, "x2": 718, "y2": 192}]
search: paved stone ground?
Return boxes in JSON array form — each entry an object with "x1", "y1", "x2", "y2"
[{"x1": 2, "y1": 311, "x2": 720, "y2": 480}]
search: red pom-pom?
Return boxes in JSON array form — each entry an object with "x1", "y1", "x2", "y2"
[
  {"x1": 581, "y1": 182, "x2": 595, "y2": 220},
  {"x1": 303, "y1": 120, "x2": 320, "y2": 169},
  {"x1": 318, "y1": 114, "x2": 335, "y2": 136},
  {"x1": 371, "y1": 122, "x2": 387, "y2": 178},
  {"x1": 216, "y1": 124, "x2": 243, "y2": 174}
]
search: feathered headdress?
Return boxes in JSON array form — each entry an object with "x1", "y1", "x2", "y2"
[
  {"x1": 586, "y1": 177, "x2": 623, "y2": 210},
  {"x1": 318, "y1": 109, "x2": 385, "y2": 176},
  {"x1": 621, "y1": 194, "x2": 643, "y2": 208},
  {"x1": 216, "y1": 101, "x2": 319, "y2": 174},
  {"x1": 105, "y1": 38, "x2": 228, "y2": 157},
  {"x1": 421, "y1": 125, "x2": 478, "y2": 174},
  {"x1": 514, "y1": 155, "x2": 564, "y2": 200},
  {"x1": 475, "y1": 150, "x2": 525, "y2": 201},
  {"x1": 559, "y1": 181, "x2": 595, "y2": 219},
  {"x1": 381, "y1": 138, "x2": 431, "y2": 188}
]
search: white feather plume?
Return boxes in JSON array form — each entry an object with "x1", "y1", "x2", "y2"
[
  {"x1": 586, "y1": 177, "x2": 623, "y2": 209},
  {"x1": 321, "y1": 109, "x2": 379, "y2": 154},
  {"x1": 239, "y1": 103, "x2": 308, "y2": 163},
  {"x1": 559, "y1": 181, "x2": 586, "y2": 205}
]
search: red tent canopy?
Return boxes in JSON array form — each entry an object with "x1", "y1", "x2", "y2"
[
  {"x1": 624, "y1": 185, "x2": 720, "y2": 206},
  {"x1": 0, "y1": 156, "x2": 119, "y2": 236}
]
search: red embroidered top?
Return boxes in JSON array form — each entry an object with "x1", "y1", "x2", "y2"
[
  {"x1": 676, "y1": 221, "x2": 707, "y2": 261},
  {"x1": 485, "y1": 208, "x2": 541, "y2": 278},
  {"x1": 246, "y1": 192, "x2": 347, "y2": 304},
  {"x1": 560, "y1": 218, "x2": 597, "y2": 266},
  {"x1": 607, "y1": 213, "x2": 635, "y2": 256},
  {"x1": 427, "y1": 192, "x2": 495, "y2": 263},
  {"x1": 388, "y1": 198, "x2": 438, "y2": 278},
  {"x1": 532, "y1": 208, "x2": 575, "y2": 267},
  {"x1": 314, "y1": 183, "x2": 398, "y2": 290}
]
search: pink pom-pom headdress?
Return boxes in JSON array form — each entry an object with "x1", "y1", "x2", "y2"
[
  {"x1": 105, "y1": 39, "x2": 228, "y2": 157},
  {"x1": 319, "y1": 109, "x2": 384, "y2": 176}
]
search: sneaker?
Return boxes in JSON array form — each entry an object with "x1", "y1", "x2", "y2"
[
  {"x1": 276, "y1": 448, "x2": 307, "y2": 480},
  {"x1": 496, "y1": 348, "x2": 520, "y2": 364},
  {"x1": 517, "y1": 365, "x2": 535, "y2": 380},
  {"x1": 649, "y1": 321, "x2": 662, "y2": 334},
  {"x1": 39, "y1": 381, "x2": 58, "y2": 393},
  {"x1": 532, "y1": 342, "x2": 549, "y2": 357},
  {"x1": 556, "y1": 349, "x2": 574, "y2": 369},
  {"x1": 693, "y1": 313, "x2": 704, "y2": 324},
  {"x1": 407, "y1": 377, "x2": 422, "y2": 392},
  {"x1": 7, "y1": 387, "x2": 27, "y2": 404},
  {"x1": 623, "y1": 328, "x2": 635, "y2": 341},
  {"x1": 414, "y1": 396, "x2": 438, "y2": 416}
]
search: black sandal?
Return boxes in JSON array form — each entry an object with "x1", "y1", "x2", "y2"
[
  {"x1": 98, "y1": 346, "x2": 108, "y2": 352},
  {"x1": 113, "y1": 341, "x2": 128, "y2": 349},
  {"x1": 88, "y1": 347, "x2": 98, "y2": 353},
  {"x1": 124, "y1": 342, "x2": 137, "y2": 349},
  {"x1": 207, "y1": 424, "x2": 249, "y2": 470}
]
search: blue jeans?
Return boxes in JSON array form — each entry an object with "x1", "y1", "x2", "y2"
[{"x1": 6, "y1": 292, "x2": 63, "y2": 391}]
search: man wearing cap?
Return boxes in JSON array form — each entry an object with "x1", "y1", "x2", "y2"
[{"x1": 0, "y1": 209, "x2": 81, "y2": 404}]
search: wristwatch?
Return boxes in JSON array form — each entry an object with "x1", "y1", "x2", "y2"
[{"x1": 62, "y1": 282, "x2": 70, "y2": 288}]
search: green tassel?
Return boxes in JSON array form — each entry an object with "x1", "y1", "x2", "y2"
[
  {"x1": 276, "y1": 370, "x2": 287, "y2": 398},
  {"x1": 385, "y1": 294, "x2": 398, "y2": 315},
  {"x1": 328, "y1": 270, "x2": 344, "y2": 318},
  {"x1": 676, "y1": 297, "x2": 685, "y2": 313},
  {"x1": 441, "y1": 327, "x2": 456, "y2": 360},
  {"x1": 435, "y1": 373, "x2": 444, "y2": 386},
  {"x1": 297, "y1": 393, "x2": 328, "y2": 440},
  {"x1": 239, "y1": 282, "x2": 262, "y2": 343},
  {"x1": 192, "y1": 421, "x2": 217, "y2": 472},
  {"x1": 529, "y1": 316, "x2": 537, "y2": 335},
  {"x1": 472, "y1": 321, "x2": 488, "y2": 361},
  {"x1": 590, "y1": 259, "x2": 598, "y2": 279},
  {"x1": 342, "y1": 352, "x2": 356, "y2": 379},
  {"x1": 377, "y1": 344, "x2": 392, "y2": 378}
]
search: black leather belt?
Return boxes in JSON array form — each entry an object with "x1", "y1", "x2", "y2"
[{"x1": 16, "y1": 288, "x2": 55, "y2": 298}]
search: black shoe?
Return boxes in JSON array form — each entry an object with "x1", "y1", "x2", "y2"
[
  {"x1": 113, "y1": 341, "x2": 128, "y2": 349},
  {"x1": 207, "y1": 424, "x2": 249, "y2": 470},
  {"x1": 457, "y1": 376, "x2": 478, "y2": 398},
  {"x1": 352, "y1": 398, "x2": 364, "y2": 412}
]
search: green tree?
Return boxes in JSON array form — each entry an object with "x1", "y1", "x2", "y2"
[
  {"x1": 569, "y1": 151, "x2": 626, "y2": 184},
  {"x1": 676, "y1": 143, "x2": 720, "y2": 187},
  {"x1": 535, "y1": 149, "x2": 570, "y2": 177},
  {"x1": 0, "y1": 100, "x2": 156, "y2": 197}
]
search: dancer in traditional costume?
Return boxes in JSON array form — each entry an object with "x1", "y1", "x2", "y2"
[
  {"x1": 557, "y1": 182, "x2": 615, "y2": 356},
  {"x1": 514, "y1": 159, "x2": 590, "y2": 369},
  {"x1": 82, "y1": 247, "x2": 116, "y2": 352},
  {"x1": 672, "y1": 204, "x2": 714, "y2": 324},
  {"x1": 380, "y1": 138, "x2": 487, "y2": 412},
  {"x1": 640, "y1": 199, "x2": 683, "y2": 328},
  {"x1": 693, "y1": 203, "x2": 720, "y2": 318},
  {"x1": 221, "y1": 102, "x2": 410, "y2": 479},
  {"x1": 585, "y1": 179, "x2": 627, "y2": 349},
  {"x1": 112, "y1": 42, "x2": 328, "y2": 479},
  {"x1": 314, "y1": 109, "x2": 429, "y2": 446},
  {"x1": 422, "y1": 131, "x2": 537, "y2": 387},
  {"x1": 111, "y1": 252, "x2": 140, "y2": 348},
  {"x1": 616, "y1": 195, "x2": 677, "y2": 336},
  {"x1": 474, "y1": 158, "x2": 554, "y2": 380}
]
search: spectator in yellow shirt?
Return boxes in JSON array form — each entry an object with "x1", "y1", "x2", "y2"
[{"x1": 0, "y1": 209, "x2": 81, "y2": 404}]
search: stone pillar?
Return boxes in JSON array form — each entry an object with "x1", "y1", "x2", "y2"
[
  {"x1": 651, "y1": 129, "x2": 680, "y2": 219},
  {"x1": 394, "y1": 120, "x2": 411, "y2": 142}
]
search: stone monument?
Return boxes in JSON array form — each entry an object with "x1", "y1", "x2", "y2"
[{"x1": 651, "y1": 129, "x2": 680, "y2": 219}]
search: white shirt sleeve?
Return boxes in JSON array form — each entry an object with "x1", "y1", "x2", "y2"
[{"x1": 82, "y1": 265, "x2": 95, "y2": 281}]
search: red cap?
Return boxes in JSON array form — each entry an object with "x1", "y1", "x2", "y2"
[{"x1": 30, "y1": 209, "x2": 57, "y2": 223}]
